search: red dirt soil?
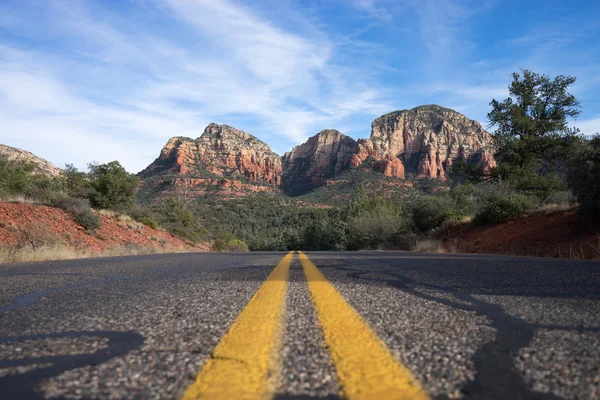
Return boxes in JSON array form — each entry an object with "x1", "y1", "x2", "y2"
[
  {"x1": 439, "y1": 211, "x2": 600, "y2": 260},
  {"x1": 0, "y1": 202, "x2": 210, "y2": 253}
]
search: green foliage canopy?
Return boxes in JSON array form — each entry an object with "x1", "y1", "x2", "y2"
[{"x1": 88, "y1": 161, "x2": 139, "y2": 210}]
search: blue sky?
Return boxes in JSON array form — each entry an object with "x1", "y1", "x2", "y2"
[{"x1": 1, "y1": 0, "x2": 599, "y2": 173}]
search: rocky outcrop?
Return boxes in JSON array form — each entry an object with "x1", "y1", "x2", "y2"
[
  {"x1": 0, "y1": 144, "x2": 62, "y2": 177},
  {"x1": 282, "y1": 129, "x2": 358, "y2": 194},
  {"x1": 140, "y1": 105, "x2": 496, "y2": 199},
  {"x1": 351, "y1": 105, "x2": 495, "y2": 181},
  {"x1": 139, "y1": 123, "x2": 282, "y2": 198}
]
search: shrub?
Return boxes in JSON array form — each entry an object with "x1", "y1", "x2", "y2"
[
  {"x1": 347, "y1": 211, "x2": 409, "y2": 250},
  {"x1": 213, "y1": 233, "x2": 249, "y2": 252},
  {"x1": 473, "y1": 194, "x2": 534, "y2": 226},
  {"x1": 410, "y1": 196, "x2": 458, "y2": 233},
  {"x1": 296, "y1": 217, "x2": 347, "y2": 251},
  {"x1": 567, "y1": 135, "x2": 600, "y2": 223},
  {"x1": 55, "y1": 197, "x2": 101, "y2": 231},
  {"x1": 153, "y1": 197, "x2": 209, "y2": 243},
  {"x1": 0, "y1": 154, "x2": 35, "y2": 198},
  {"x1": 55, "y1": 197, "x2": 92, "y2": 215},
  {"x1": 74, "y1": 209, "x2": 101, "y2": 231},
  {"x1": 140, "y1": 216, "x2": 158, "y2": 230}
]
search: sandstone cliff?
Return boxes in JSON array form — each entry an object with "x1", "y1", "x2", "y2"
[
  {"x1": 282, "y1": 130, "x2": 358, "y2": 194},
  {"x1": 139, "y1": 123, "x2": 282, "y2": 199},
  {"x1": 350, "y1": 105, "x2": 495, "y2": 181},
  {"x1": 139, "y1": 105, "x2": 496, "y2": 199},
  {"x1": 0, "y1": 144, "x2": 62, "y2": 177}
]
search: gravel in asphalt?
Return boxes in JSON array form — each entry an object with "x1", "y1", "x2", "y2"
[
  {"x1": 0, "y1": 251, "x2": 599, "y2": 399},
  {"x1": 276, "y1": 257, "x2": 338, "y2": 398}
]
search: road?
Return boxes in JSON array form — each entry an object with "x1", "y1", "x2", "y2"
[{"x1": 0, "y1": 251, "x2": 599, "y2": 399}]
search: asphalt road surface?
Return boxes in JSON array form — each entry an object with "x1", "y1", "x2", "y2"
[{"x1": 0, "y1": 251, "x2": 599, "y2": 399}]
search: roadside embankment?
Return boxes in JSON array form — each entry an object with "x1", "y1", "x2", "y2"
[{"x1": 0, "y1": 202, "x2": 210, "y2": 264}]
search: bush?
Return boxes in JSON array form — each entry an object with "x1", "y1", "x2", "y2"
[
  {"x1": 74, "y1": 209, "x2": 101, "y2": 231},
  {"x1": 410, "y1": 196, "x2": 458, "y2": 233},
  {"x1": 153, "y1": 197, "x2": 207, "y2": 243},
  {"x1": 55, "y1": 197, "x2": 101, "y2": 231},
  {"x1": 55, "y1": 197, "x2": 92, "y2": 215},
  {"x1": 213, "y1": 233, "x2": 249, "y2": 252},
  {"x1": 347, "y1": 211, "x2": 409, "y2": 250},
  {"x1": 473, "y1": 194, "x2": 534, "y2": 226},
  {"x1": 0, "y1": 155, "x2": 35, "y2": 198},
  {"x1": 295, "y1": 217, "x2": 347, "y2": 251},
  {"x1": 140, "y1": 216, "x2": 158, "y2": 230},
  {"x1": 567, "y1": 135, "x2": 600, "y2": 223}
]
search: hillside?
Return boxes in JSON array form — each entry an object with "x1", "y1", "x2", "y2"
[
  {"x1": 0, "y1": 144, "x2": 62, "y2": 177},
  {"x1": 0, "y1": 201, "x2": 209, "y2": 263},
  {"x1": 437, "y1": 210, "x2": 600, "y2": 260}
]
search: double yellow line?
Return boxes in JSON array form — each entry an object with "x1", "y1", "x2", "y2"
[{"x1": 182, "y1": 251, "x2": 429, "y2": 400}]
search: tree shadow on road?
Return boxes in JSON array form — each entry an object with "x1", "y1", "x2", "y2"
[
  {"x1": 315, "y1": 259, "x2": 600, "y2": 400},
  {"x1": 0, "y1": 330, "x2": 145, "y2": 399}
]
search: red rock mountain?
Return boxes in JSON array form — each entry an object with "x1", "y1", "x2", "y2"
[
  {"x1": 351, "y1": 105, "x2": 496, "y2": 181},
  {"x1": 140, "y1": 105, "x2": 496, "y2": 199},
  {"x1": 139, "y1": 123, "x2": 282, "y2": 198},
  {"x1": 282, "y1": 105, "x2": 495, "y2": 194},
  {"x1": 282, "y1": 130, "x2": 358, "y2": 195}
]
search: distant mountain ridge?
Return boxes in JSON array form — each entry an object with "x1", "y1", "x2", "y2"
[
  {"x1": 139, "y1": 105, "x2": 496, "y2": 199},
  {"x1": 1, "y1": 104, "x2": 496, "y2": 201},
  {"x1": 0, "y1": 144, "x2": 62, "y2": 177}
]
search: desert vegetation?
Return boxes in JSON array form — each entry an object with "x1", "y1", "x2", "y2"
[
  {"x1": 0, "y1": 157, "x2": 240, "y2": 262},
  {"x1": 2, "y1": 69, "x2": 599, "y2": 260},
  {"x1": 181, "y1": 70, "x2": 599, "y2": 257}
]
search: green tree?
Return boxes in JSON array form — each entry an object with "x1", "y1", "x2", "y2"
[
  {"x1": 88, "y1": 161, "x2": 139, "y2": 210},
  {"x1": 487, "y1": 70, "x2": 580, "y2": 200},
  {"x1": 347, "y1": 183, "x2": 369, "y2": 217},
  {"x1": 62, "y1": 163, "x2": 91, "y2": 196},
  {"x1": 0, "y1": 155, "x2": 35, "y2": 197},
  {"x1": 489, "y1": 70, "x2": 581, "y2": 169}
]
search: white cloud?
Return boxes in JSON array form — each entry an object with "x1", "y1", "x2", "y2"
[
  {"x1": 0, "y1": 0, "x2": 390, "y2": 172},
  {"x1": 575, "y1": 117, "x2": 600, "y2": 136}
]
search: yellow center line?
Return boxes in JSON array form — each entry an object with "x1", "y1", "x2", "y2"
[
  {"x1": 298, "y1": 251, "x2": 430, "y2": 400},
  {"x1": 182, "y1": 251, "x2": 293, "y2": 400}
]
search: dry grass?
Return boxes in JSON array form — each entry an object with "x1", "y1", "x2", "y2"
[
  {"x1": 115, "y1": 214, "x2": 145, "y2": 231},
  {"x1": 2, "y1": 195, "x2": 39, "y2": 204},
  {"x1": 96, "y1": 209, "x2": 118, "y2": 218},
  {"x1": 528, "y1": 203, "x2": 573, "y2": 216},
  {"x1": 0, "y1": 243, "x2": 194, "y2": 264},
  {"x1": 411, "y1": 239, "x2": 447, "y2": 253}
]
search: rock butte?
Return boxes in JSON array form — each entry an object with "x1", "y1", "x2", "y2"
[
  {"x1": 0, "y1": 144, "x2": 62, "y2": 177},
  {"x1": 140, "y1": 105, "x2": 496, "y2": 198}
]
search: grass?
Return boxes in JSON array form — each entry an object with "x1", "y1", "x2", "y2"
[
  {"x1": 527, "y1": 203, "x2": 573, "y2": 215},
  {"x1": 3, "y1": 195, "x2": 39, "y2": 204},
  {"x1": 0, "y1": 242, "x2": 196, "y2": 264},
  {"x1": 410, "y1": 239, "x2": 447, "y2": 253}
]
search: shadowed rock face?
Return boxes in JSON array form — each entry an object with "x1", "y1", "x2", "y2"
[
  {"x1": 282, "y1": 130, "x2": 358, "y2": 195},
  {"x1": 139, "y1": 123, "x2": 282, "y2": 198},
  {"x1": 351, "y1": 105, "x2": 496, "y2": 181},
  {"x1": 0, "y1": 144, "x2": 62, "y2": 177}
]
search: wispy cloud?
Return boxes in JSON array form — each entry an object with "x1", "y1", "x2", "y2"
[
  {"x1": 0, "y1": 0, "x2": 598, "y2": 172},
  {"x1": 0, "y1": 0, "x2": 391, "y2": 171}
]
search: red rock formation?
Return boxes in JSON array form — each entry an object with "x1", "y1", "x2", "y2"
[
  {"x1": 139, "y1": 123, "x2": 282, "y2": 199},
  {"x1": 282, "y1": 129, "x2": 358, "y2": 194},
  {"x1": 350, "y1": 105, "x2": 495, "y2": 181}
]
